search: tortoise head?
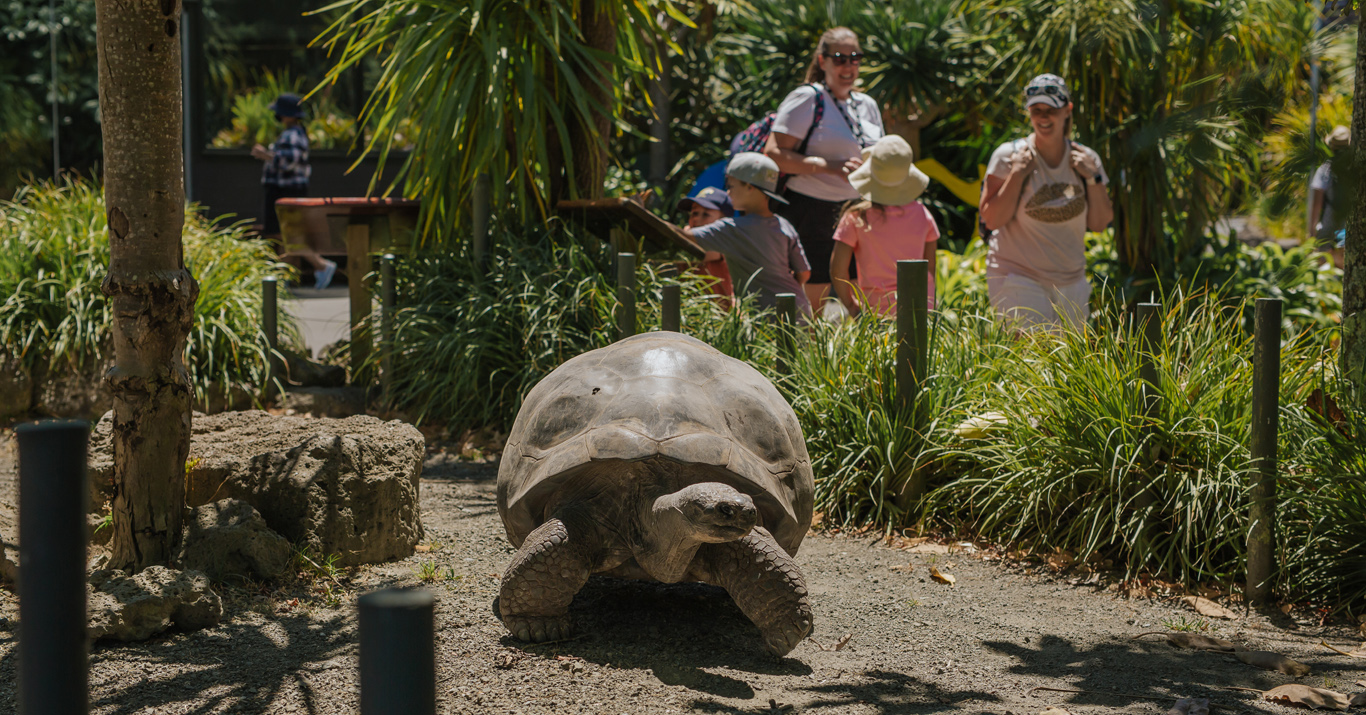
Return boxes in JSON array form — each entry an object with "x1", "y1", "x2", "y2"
[{"x1": 659, "y1": 482, "x2": 758, "y2": 543}]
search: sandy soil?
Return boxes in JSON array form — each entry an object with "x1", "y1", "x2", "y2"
[{"x1": 0, "y1": 428, "x2": 1363, "y2": 714}]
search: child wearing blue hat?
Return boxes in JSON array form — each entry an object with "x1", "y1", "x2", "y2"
[
  {"x1": 252, "y1": 93, "x2": 336, "y2": 290},
  {"x1": 678, "y1": 186, "x2": 736, "y2": 300}
]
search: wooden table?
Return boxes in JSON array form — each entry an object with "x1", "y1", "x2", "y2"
[{"x1": 275, "y1": 197, "x2": 421, "y2": 379}]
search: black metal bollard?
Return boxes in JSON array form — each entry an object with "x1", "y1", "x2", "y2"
[
  {"x1": 617, "y1": 252, "x2": 636, "y2": 341},
  {"x1": 1247, "y1": 298, "x2": 1282, "y2": 605},
  {"x1": 662, "y1": 284, "x2": 681, "y2": 333},
  {"x1": 359, "y1": 588, "x2": 436, "y2": 715},
  {"x1": 16, "y1": 420, "x2": 90, "y2": 715},
  {"x1": 1137, "y1": 302, "x2": 1161, "y2": 416},
  {"x1": 380, "y1": 254, "x2": 397, "y2": 400},
  {"x1": 262, "y1": 276, "x2": 278, "y2": 396},
  {"x1": 775, "y1": 293, "x2": 797, "y2": 375},
  {"x1": 896, "y1": 260, "x2": 929, "y2": 414}
]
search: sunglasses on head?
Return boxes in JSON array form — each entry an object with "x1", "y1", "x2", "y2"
[
  {"x1": 1025, "y1": 84, "x2": 1068, "y2": 99},
  {"x1": 822, "y1": 51, "x2": 864, "y2": 66}
]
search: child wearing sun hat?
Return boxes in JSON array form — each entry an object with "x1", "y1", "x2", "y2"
[{"x1": 830, "y1": 134, "x2": 939, "y2": 317}]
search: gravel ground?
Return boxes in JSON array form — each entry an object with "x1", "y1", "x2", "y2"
[{"x1": 0, "y1": 427, "x2": 1364, "y2": 714}]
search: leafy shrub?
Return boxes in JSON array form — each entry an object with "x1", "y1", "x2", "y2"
[{"x1": 0, "y1": 178, "x2": 294, "y2": 408}]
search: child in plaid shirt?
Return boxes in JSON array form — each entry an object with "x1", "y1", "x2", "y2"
[{"x1": 253, "y1": 93, "x2": 336, "y2": 289}]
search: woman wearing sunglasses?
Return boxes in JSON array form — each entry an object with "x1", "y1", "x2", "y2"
[
  {"x1": 764, "y1": 27, "x2": 884, "y2": 316},
  {"x1": 978, "y1": 73, "x2": 1113, "y2": 332}
]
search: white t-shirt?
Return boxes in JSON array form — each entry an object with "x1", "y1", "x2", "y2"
[
  {"x1": 984, "y1": 135, "x2": 1108, "y2": 285},
  {"x1": 772, "y1": 84, "x2": 884, "y2": 202}
]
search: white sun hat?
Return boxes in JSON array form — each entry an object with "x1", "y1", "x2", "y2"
[{"x1": 847, "y1": 135, "x2": 930, "y2": 206}]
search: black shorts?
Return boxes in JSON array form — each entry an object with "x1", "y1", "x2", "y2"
[
  {"x1": 262, "y1": 183, "x2": 308, "y2": 236},
  {"x1": 775, "y1": 188, "x2": 854, "y2": 284}
]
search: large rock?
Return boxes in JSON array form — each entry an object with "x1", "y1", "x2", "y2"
[
  {"x1": 177, "y1": 499, "x2": 292, "y2": 582},
  {"x1": 90, "y1": 410, "x2": 425, "y2": 566},
  {"x1": 88, "y1": 566, "x2": 223, "y2": 641}
]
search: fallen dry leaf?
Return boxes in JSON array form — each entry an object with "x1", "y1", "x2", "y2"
[
  {"x1": 1262, "y1": 684, "x2": 1349, "y2": 710},
  {"x1": 1167, "y1": 697, "x2": 1210, "y2": 715},
  {"x1": 1236, "y1": 650, "x2": 1311, "y2": 677},
  {"x1": 930, "y1": 566, "x2": 956, "y2": 586},
  {"x1": 1168, "y1": 633, "x2": 1239, "y2": 652},
  {"x1": 415, "y1": 544, "x2": 433, "y2": 553},
  {"x1": 1039, "y1": 707, "x2": 1072, "y2": 715},
  {"x1": 1180, "y1": 595, "x2": 1239, "y2": 619},
  {"x1": 1047, "y1": 551, "x2": 1075, "y2": 572}
]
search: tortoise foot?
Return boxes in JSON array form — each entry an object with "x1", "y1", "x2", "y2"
[
  {"x1": 760, "y1": 607, "x2": 813, "y2": 657},
  {"x1": 503, "y1": 614, "x2": 575, "y2": 643}
]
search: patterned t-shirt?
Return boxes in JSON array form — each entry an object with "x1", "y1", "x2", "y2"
[
  {"x1": 984, "y1": 135, "x2": 1108, "y2": 285},
  {"x1": 262, "y1": 124, "x2": 311, "y2": 187}
]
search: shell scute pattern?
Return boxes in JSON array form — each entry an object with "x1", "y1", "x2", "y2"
[{"x1": 498, "y1": 333, "x2": 814, "y2": 556}]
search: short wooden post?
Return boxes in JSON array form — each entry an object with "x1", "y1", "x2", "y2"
[
  {"x1": 617, "y1": 252, "x2": 636, "y2": 341},
  {"x1": 1137, "y1": 302, "x2": 1161, "y2": 416},
  {"x1": 380, "y1": 254, "x2": 397, "y2": 400},
  {"x1": 472, "y1": 172, "x2": 491, "y2": 267},
  {"x1": 896, "y1": 260, "x2": 929, "y2": 413},
  {"x1": 346, "y1": 221, "x2": 374, "y2": 382},
  {"x1": 262, "y1": 276, "x2": 278, "y2": 397},
  {"x1": 775, "y1": 293, "x2": 797, "y2": 375},
  {"x1": 662, "y1": 284, "x2": 681, "y2": 333},
  {"x1": 1246, "y1": 297, "x2": 1282, "y2": 606},
  {"x1": 359, "y1": 588, "x2": 436, "y2": 715},
  {"x1": 16, "y1": 420, "x2": 90, "y2": 715}
]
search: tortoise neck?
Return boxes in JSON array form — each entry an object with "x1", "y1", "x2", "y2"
[{"x1": 637, "y1": 492, "x2": 707, "y2": 583}]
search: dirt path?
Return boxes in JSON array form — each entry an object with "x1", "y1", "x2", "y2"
[{"x1": 0, "y1": 430, "x2": 1363, "y2": 714}]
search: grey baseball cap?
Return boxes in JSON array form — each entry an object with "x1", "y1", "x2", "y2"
[
  {"x1": 726, "y1": 152, "x2": 789, "y2": 204},
  {"x1": 1024, "y1": 74, "x2": 1070, "y2": 109}
]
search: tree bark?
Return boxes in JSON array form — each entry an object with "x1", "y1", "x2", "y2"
[
  {"x1": 567, "y1": 0, "x2": 616, "y2": 200},
  {"x1": 1343, "y1": 7, "x2": 1366, "y2": 397},
  {"x1": 95, "y1": 0, "x2": 199, "y2": 571}
]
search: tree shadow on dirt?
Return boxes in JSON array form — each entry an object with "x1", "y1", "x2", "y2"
[
  {"x1": 684, "y1": 668, "x2": 998, "y2": 714},
  {"x1": 983, "y1": 633, "x2": 1366, "y2": 714},
  {"x1": 0, "y1": 608, "x2": 355, "y2": 715},
  {"x1": 503, "y1": 576, "x2": 814, "y2": 700},
  {"x1": 419, "y1": 456, "x2": 498, "y2": 483}
]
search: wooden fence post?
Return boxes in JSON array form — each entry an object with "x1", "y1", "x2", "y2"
[
  {"x1": 617, "y1": 253, "x2": 636, "y2": 341},
  {"x1": 775, "y1": 293, "x2": 797, "y2": 375},
  {"x1": 662, "y1": 284, "x2": 681, "y2": 333},
  {"x1": 1247, "y1": 297, "x2": 1282, "y2": 606}
]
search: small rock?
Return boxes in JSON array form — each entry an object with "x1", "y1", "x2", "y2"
[
  {"x1": 176, "y1": 499, "x2": 292, "y2": 582},
  {"x1": 88, "y1": 566, "x2": 223, "y2": 641}
]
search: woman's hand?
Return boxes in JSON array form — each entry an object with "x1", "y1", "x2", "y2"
[
  {"x1": 1008, "y1": 143, "x2": 1034, "y2": 175},
  {"x1": 1070, "y1": 148, "x2": 1101, "y2": 180}
]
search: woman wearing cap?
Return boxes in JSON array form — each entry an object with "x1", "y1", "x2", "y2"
[
  {"x1": 764, "y1": 27, "x2": 884, "y2": 315},
  {"x1": 978, "y1": 74, "x2": 1113, "y2": 331},
  {"x1": 830, "y1": 135, "x2": 938, "y2": 317},
  {"x1": 1309, "y1": 125, "x2": 1350, "y2": 264}
]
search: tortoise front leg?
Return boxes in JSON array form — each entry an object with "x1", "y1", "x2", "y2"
[
  {"x1": 497, "y1": 514, "x2": 595, "y2": 643},
  {"x1": 696, "y1": 527, "x2": 813, "y2": 656}
]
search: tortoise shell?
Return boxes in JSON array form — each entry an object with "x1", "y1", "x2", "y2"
[{"x1": 497, "y1": 333, "x2": 814, "y2": 556}]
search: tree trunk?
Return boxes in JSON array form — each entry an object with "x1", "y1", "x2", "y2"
[
  {"x1": 1343, "y1": 7, "x2": 1366, "y2": 397},
  {"x1": 95, "y1": 0, "x2": 199, "y2": 571},
  {"x1": 568, "y1": 0, "x2": 615, "y2": 200}
]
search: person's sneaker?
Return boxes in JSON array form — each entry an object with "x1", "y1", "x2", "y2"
[{"x1": 314, "y1": 260, "x2": 338, "y2": 291}]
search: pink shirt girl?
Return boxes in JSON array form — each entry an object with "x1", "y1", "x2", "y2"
[{"x1": 832, "y1": 202, "x2": 939, "y2": 314}]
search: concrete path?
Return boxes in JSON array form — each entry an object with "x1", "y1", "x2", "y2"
[{"x1": 282, "y1": 286, "x2": 350, "y2": 358}]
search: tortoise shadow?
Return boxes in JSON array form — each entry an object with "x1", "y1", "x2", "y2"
[{"x1": 503, "y1": 575, "x2": 813, "y2": 700}]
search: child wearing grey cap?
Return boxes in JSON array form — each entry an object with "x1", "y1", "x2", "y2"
[{"x1": 682, "y1": 153, "x2": 813, "y2": 319}]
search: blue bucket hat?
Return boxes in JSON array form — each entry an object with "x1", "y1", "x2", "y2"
[{"x1": 269, "y1": 94, "x2": 305, "y2": 119}]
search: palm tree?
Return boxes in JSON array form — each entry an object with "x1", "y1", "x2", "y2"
[{"x1": 314, "y1": 0, "x2": 678, "y2": 239}]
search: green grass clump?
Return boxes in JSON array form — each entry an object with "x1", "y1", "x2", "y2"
[{"x1": 0, "y1": 177, "x2": 294, "y2": 410}]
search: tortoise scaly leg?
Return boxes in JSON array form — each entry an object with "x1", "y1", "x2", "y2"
[
  {"x1": 697, "y1": 526, "x2": 813, "y2": 656},
  {"x1": 497, "y1": 514, "x2": 594, "y2": 643}
]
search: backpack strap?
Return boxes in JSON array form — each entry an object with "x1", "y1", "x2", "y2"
[{"x1": 796, "y1": 83, "x2": 825, "y2": 155}]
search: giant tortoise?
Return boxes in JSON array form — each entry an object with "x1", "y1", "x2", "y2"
[{"x1": 495, "y1": 332, "x2": 815, "y2": 655}]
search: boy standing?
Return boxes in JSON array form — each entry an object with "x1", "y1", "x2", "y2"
[
  {"x1": 683, "y1": 153, "x2": 812, "y2": 319},
  {"x1": 252, "y1": 93, "x2": 337, "y2": 289}
]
